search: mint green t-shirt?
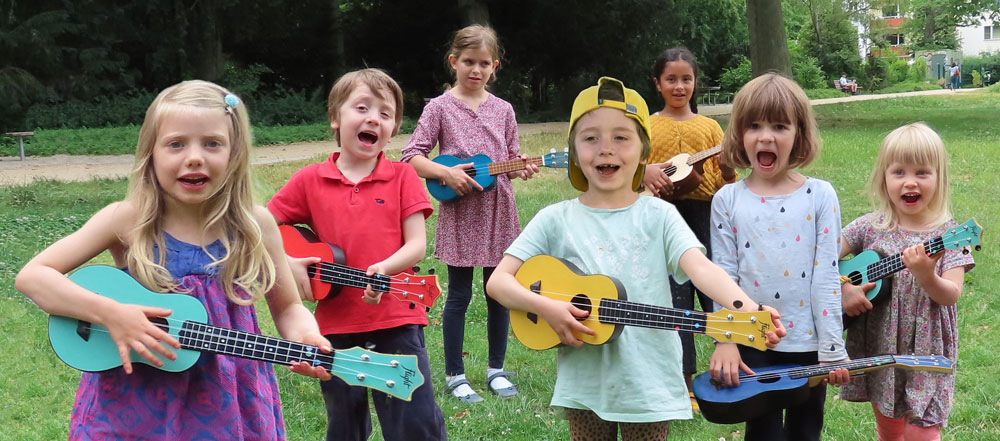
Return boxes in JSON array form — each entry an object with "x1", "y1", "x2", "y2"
[{"x1": 505, "y1": 196, "x2": 704, "y2": 422}]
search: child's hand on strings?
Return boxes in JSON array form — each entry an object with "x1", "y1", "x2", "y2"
[
  {"x1": 841, "y1": 280, "x2": 876, "y2": 317},
  {"x1": 538, "y1": 298, "x2": 595, "y2": 347},
  {"x1": 643, "y1": 162, "x2": 674, "y2": 195},
  {"x1": 506, "y1": 154, "x2": 539, "y2": 181},
  {"x1": 102, "y1": 301, "x2": 181, "y2": 374},
  {"x1": 902, "y1": 243, "x2": 944, "y2": 281},
  {"x1": 288, "y1": 255, "x2": 322, "y2": 302},
  {"x1": 818, "y1": 360, "x2": 851, "y2": 386},
  {"x1": 709, "y1": 342, "x2": 753, "y2": 387},
  {"x1": 288, "y1": 333, "x2": 334, "y2": 380},
  {"x1": 442, "y1": 163, "x2": 483, "y2": 196},
  {"x1": 361, "y1": 263, "x2": 388, "y2": 305}
]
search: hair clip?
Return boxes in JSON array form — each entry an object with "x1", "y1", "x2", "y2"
[{"x1": 224, "y1": 94, "x2": 240, "y2": 114}]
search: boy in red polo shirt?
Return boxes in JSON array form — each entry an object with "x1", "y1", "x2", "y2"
[{"x1": 267, "y1": 68, "x2": 446, "y2": 441}]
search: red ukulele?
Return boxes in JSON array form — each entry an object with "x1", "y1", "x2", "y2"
[{"x1": 278, "y1": 225, "x2": 441, "y2": 309}]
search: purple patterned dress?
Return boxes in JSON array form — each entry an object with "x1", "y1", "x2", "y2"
[
  {"x1": 69, "y1": 233, "x2": 286, "y2": 440},
  {"x1": 839, "y1": 213, "x2": 975, "y2": 427}
]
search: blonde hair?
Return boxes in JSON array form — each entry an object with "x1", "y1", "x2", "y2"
[
  {"x1": 327, "y1": 68, "x2": 404, "y2": 145},
  {"x1": 127, "y1": 80, "x2": 274, "y2": 306},
  {"x1": 869, "y1": 122, "x2": 951, "y2": 230},
  {"x1": 721, "y1": 73, "x2": 821, "y2": 170},
  {"x1": 446, "y1": 25, "x2": 501, "y2": 83}
]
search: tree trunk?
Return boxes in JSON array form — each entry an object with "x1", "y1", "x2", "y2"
[
  {"x1": 923, "y1": 8, "x2": 937, "y2": 45},
  {"x1": 457, "y1": 0, "x2": 490, "y2": 26},
  {"x1": 193, "y1": 1, "x2": 222, "y2": 81},
  {"x1": 331, "y1": 0, "x2": 346, "y2": 80},
  {"x1": 746, "y1": 0, "x2": 791, "y2": 77},
  {"x1": 807, "y1": 0, "x2": 823, "y2": 52}
]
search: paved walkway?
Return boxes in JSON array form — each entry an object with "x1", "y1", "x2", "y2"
[{"x1": 0, "y1": 88, "x2": 979, "y2": 186}]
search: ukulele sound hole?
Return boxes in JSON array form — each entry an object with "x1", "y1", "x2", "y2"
[
  {"x1": 847, "y1": 271, "x2": 862, "y2": 284},
  {"x1": 149, "y1": 317, "x2": 169, "y2": 333},
  {"x1": 570, "y1": 294, "x2": 592, "y2": 321}
]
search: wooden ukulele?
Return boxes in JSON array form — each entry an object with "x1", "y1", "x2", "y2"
[
  {"x1": 840, "y1": 218, "x2": 981, "y2": 327},
  {"x1": 48, "y1": 265, "x2": 425, "y2": 401},
  {"x1": 510, "y1": 254, "x2": 775, "y2": 351},
  {"x1": 278, "y1": 225, "x2": 441, "y2": 308},
  {"x1": 655, "y1": 145, "x2": 722, "y2": 202},
  {"x1": 692, "y1": 354, "x2": 954, "y2": 424},
  {"x1": 426, "y1": 150, "x2": 569, "y2": 202}
]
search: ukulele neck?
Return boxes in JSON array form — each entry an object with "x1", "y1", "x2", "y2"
[
  {"x1": 597, "y1": 298, "x2": 707, "y2": 334},
  {"x1": 686, "y1": 145, "x2": 723, "y2": 165},
  {"x1": 314, "y1": 262, "x2": 391, "y2": 292},
  {"x1": 486, "y1": 157, "x2": 543, "y2": 176},
  {"x1": 178, "y1": 321, "x2": 333, "y2": 370},
  {"x1": 867, "y1": 236, "x2": 943, "y2": 281}
]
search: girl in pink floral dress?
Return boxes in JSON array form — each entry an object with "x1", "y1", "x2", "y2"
[
  {"x1": 402, "y1": 25, "x2": 537, "y2": 403},
  {"x1": 839, "y1": 123, "x2": 975, "y2": 441}
]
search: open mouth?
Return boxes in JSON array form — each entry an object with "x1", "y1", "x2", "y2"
[
  {"x1": 595, "y1": 165, "x2": 620, "y2": 176},
  {"x1": 757, "y1": 151, "x2": 777, "y2": 168},
  {"x1": 901, "y1": 192, "x2": 921, "y2": 204},
  {"x1": 358, "y1": 131, "x2": 378, "y2": 145},
  {"x1": 179, "y1": 176, "x2": 208, "y2": 186}
]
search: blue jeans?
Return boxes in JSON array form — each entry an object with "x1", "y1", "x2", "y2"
[
  {"x1": 442, "y1": 265, "x2": 509, "y2": 375},
  {"x1": 951, "y1": 75, "x2": 960, "y2": 89}
]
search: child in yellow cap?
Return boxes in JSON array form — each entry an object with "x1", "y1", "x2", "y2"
[{"x1": 487, "y1": 77, "x2": 785, "y2": 438}]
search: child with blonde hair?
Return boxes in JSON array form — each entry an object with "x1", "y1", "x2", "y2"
[
  {"x1": 487, "y1": 76, "x2": 785, "y2": 440},
  {"x1": 839, "y1": 122, "x2": 974, "y2": 441},
  {"x1": 402, "y1": 24, "x2": 537, "y2": 403},
  {"x1": 16, "y1": 80, "x2": 330, "y2": 440},
  {"x1": 709, "y1": 73, "x2": 850, "y2": 441}
]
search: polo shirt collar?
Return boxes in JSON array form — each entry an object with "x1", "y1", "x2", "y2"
[{"x1": 318, "y1": 151, "x2": 395, "y2": 183}]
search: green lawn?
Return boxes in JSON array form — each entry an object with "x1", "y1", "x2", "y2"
[{"x1": 1, "y1": 92, "x2": 998, "y2": 440}]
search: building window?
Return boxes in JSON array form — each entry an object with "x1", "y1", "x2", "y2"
[
  {"x1": 882, "y1": 5, "x2": 900, "y2": 18},
  {"x1": 986, "y1": 25, "x2": 997, "y2": 41},
  {"x1": 887, "y1": 34, "x2": 905, "y2": 45}
]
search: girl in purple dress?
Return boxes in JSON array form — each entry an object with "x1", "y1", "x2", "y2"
[
  {"x1": 16, "y1": 80, "x2": 331, "y2": 440},
  {"x1": 839, "y1": 123, "x2": 975, "y2": 441},
  {"x1": 402, "y1": 25, "x2": 538, "y2": 403}
]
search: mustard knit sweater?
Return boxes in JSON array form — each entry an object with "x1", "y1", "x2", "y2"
[{"x1": 648, "y1": 113, "x2": 726, "y2": 201}]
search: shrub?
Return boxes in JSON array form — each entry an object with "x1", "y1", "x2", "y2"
[
  {"x1": 720, "y1": 56, "x2": 752, "y2": 93},
  {"x1": 886, "y1": 58, "x2": 910, "y2": 85},
  {"x1": 804, "y1": 88, "x2": 847, "y2": 99},
  {"x1": 972, "y1": 70, "x2": 983, "y2": 87},
  {"x1": 908, "y1": 57, "x2": 929, "y2": 82},
  {"x1": 880, "y1": 81, "x2": 941, "y2": 93}
]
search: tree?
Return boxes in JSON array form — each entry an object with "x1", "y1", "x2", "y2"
[
  {"x1": 896, "y1": 0, "x2": 1000, "y2": 49},
  {"x1": 795, "y1": 0, "x2": 864, "y2": 78},
  {"x1": 746, "y1": 0, "x2": 791, "y2": 77}
]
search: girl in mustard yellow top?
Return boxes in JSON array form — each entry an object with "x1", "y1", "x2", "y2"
[{"x1": 641, "y1": 47, "x2": 737, "y2": 404}]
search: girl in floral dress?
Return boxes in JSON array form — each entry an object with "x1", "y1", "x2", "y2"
[
  {"x1": 402, "y1": 25, "x2": 537, "y2": 403},
  {"x1": 840, "y1": 122, "x2": 974, "y2": 441}
]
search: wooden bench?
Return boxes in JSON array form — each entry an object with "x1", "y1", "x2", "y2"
[
  {"x1": 833, "y1": 80, "x2": 862, "y2": 94},
  {"x1": 4, "y1": 131, "x2": 34, "y2": 161}
]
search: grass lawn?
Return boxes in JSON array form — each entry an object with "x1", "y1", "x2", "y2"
[{"x1": 1, "y1": 92, "x2": 998, "y2": 440}]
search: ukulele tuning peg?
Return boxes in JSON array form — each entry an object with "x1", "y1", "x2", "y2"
[
  {"x1": 428, "y1": 268, "x2": 435, "y2": 275},
  {"x1": 412, "y1": 265, "x2": 420, "y2": 273},
  {"x1": 974, "y1": 245, "x2": 982, "y2": 252},
  {"x1": 550, "y1": 148, "x2": 556, "y2": 153},
  {"x1": 409, "y1": 303, "x2": 416, "y2": 309},
  {"x1": 426, "y1": 307, "x2": 431, "y2": 313}
]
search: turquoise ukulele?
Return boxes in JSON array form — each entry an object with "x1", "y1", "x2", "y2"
[
  {"x1": 426, "y1": 150, "x2": 569, "y2": 202},
  {"x1": 48, "y1": 265, "x2": 425, "y2": 401},
  {"x1": 840, "y1": 218, "x2": 981, "y2": 326}
]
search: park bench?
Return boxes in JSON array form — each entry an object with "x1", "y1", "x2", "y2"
[
  {"x1": 832, "y1": 80, "x2": 863, "y2": 94},
  {"x1": 4, "y1": 131, "x2": 34, "y2": 161}
]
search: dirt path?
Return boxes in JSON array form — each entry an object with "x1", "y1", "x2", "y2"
[{"x1": 0, "y1": 89, "x2": 979, "y2": 187}]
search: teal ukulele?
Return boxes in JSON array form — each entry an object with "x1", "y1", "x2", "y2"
[
  {"x1": 840, "y1": 218, "x2": 982, "y2": 326},
  {"x1": 426, "y1": 150, "x2": 569, "y2": 202},
  {"x1": 48, "y1": 265, "x2": 425, "y2": 401}
]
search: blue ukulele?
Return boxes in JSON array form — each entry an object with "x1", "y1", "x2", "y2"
[
  {"x1": 693, "y1": 354, "x2": 954, "y2": 424},
  {"x1": 840, "y1": 218, "x2": 981, "y2": 327},
  {"x1": 426, "y1": 150, "x2": 569, "y2": 202},
  {"x1": 48, "y1": 265, "x2": 425, "y2": 401}
]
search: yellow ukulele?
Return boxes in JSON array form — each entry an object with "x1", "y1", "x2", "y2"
[{"x1": 511, "y1": 255, "x2": 775, "y2": 351}]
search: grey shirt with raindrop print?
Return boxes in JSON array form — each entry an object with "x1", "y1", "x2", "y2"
[{"x1": 710, "y1": 178, "x2": 847, "y2": 361}]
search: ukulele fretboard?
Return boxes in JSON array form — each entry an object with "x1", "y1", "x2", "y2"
[
  {"x1": 486, "y1": 157, "x2": 545, "y2": 176},
  {"x1": 863, "y1": 237, "x2": 943, "y2": 283},
  {"x1": 598, "y1": 298, "x2": 708, "y2": 333},
  {"x1": 313, "y1": 262, "x2": 391, "y2": 292},
  {"x1": 178, "y1": 321, "x2": 334, "y2": 370}
]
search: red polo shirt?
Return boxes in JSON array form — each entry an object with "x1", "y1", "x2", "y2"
[{"x1": 267, "y1": 152, "x2": 433, "y2": 335}]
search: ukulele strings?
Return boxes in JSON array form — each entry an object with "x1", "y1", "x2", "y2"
[
  {"x1": 730, "y1": 356, "x2": 897, "y2": 383},
  {"x1": 459, "y1": 157, "x2": 543, "y2": 176},
  {"x1": 76, "y1": 321, "x2": 410, "y2": 382},
  {"x1": 309, "y1": 263, "x2": 433, "y2": 299},
  {"x1": 523, "y1": 288, "x2": 764, "y2": 339},
  {"x1": 851, "y1": 237, "x2": 944, "y2": 284}
]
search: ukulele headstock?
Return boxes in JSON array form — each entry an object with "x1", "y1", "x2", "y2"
[
  {"x1": 386, "y1": 266, "x2": 441, "y2": 310},
  {"x1": 703, "y1": 309, "x2": 774, "y2": 351},
  {"x1": 891, "y1": 354, "x2": 954, "y2": 373},
  {"x1": 544, "y1": 149, "x2": 570, "y2": 168},
  {"x1": 941, "y1": 218, "x2": 983, "y2": 253},
  {"x1": 332, "y1": 347, "x2": 424, "y2": 401}
]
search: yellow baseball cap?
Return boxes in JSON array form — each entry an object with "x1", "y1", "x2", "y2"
[{"x1": 567, "y1": 77, "x2": 651, "y2": 192}]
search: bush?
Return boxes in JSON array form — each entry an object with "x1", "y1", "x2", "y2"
[
  {"x1": 886, "y1": 58, "x2": 909, "y2": 85},
  {"x1": 803, "y1": 88, "x2": 848, "y2": 99},
  {"x1": 972, "y1": 70, "x2": 983, "y2": 87},
  {"x1": 720, "y1": 56, "x2": 752, "y2": 93},
  {"x1": 908, "y1": 57, "x2": 929, "y2": 82},
  {"x1": 246, "y1": 87, "x2": 327, "y2": 126},
  {"x1": 861, "y1": 57, "x2": 888, "y2": 91},
  {"x1": 880, "y1": 81, "x2": 940, "y2": 93},
  {"x1": 24, "y1": 92, "x2": 156, "y2": 129}
]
